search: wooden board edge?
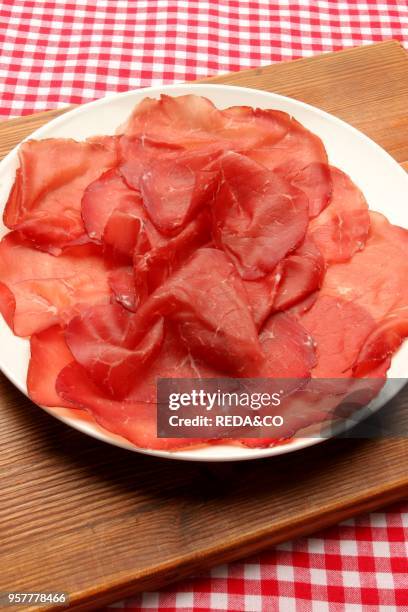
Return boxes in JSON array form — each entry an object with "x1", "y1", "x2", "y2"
[{"x1": 45, "y1": 476, "x2": 408, "y2": 612}]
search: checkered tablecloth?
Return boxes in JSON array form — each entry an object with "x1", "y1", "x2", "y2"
[
  {"x1": 112, "y1": 502, "x2": 408, "y2": 611},
  {"x1": 0, "y1": 0, "x2": 407, "y2": 118},
  {"x1": 1, "y1": 1, "x2": 407, "y2": 610}
]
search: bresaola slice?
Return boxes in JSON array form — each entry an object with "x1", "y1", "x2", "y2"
[
  {"x1": 273, "y1": 236, "x2": 325, "y2": 312},
  {"x1": 243, "y1": 237, "x2": 325, "y2": 328},
  {"x1": 4, "y1": 138, "x2": 117, "y2": 253},
  {"x1": 213, "y1": 153, "x2": 309, "y2": 279},
  {"x1": 135, "y1": 248, "x2": 263, "y2": 375},
  {"x1": 65, "y1": 304, "x2": 164, "y2": 399},
  {"x1": 218, "y1": 107, "x2": 291, "y2": 149},
  {"x1": 28, "y1": 325, "x2": 75, "y2": 408},
  {"x1": 245, "y1": 116, "x2": 328, "y2": 175},
  {"x1": 139, "y1": 146, "x2": 222, "y2": 236},
  {"x1": 0, "y1": 232, "x2": 110, "y2": 336},
  {"x1": 133, "y1": 209, "x2": 212, "y2": 301},
  {"x1": 56, "y1": 325, "x2": 217, "y2": 450},
  {"x1": 120, "y1": 94, "x2": 225, "y2": 148},
  {"x1": 318, "y1": 212, "x2": 408, "y2": 375},
  {"x1": 119, "y1": 136, "x2": 183, "y2": 191},
  {"x1": 308, "y1": 166, "x2": 370, "y2": 263},
  {"x1": 108, "y1": 267, "x2": 137, "y2": 311},
  {"x1": 81, "y1": 167, "x2": 145, "y2": 242},
  {"x1": 82, "y1": 168, "x2": 158, "y2": 262},
  {"x1": 243, "y1": 271, "x2": 282, "y2": 329},
  {"x1": 299, "y1": 295, "x2": 377, "y2": 377},
  {"x1": 286, "y1": 162, "x2": 332, "y2": 218},
  {"x1": 256, "y1": 312, "x2": 317, "y2": 378}
]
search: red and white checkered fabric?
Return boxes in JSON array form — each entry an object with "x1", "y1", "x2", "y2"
[
  {"x1": 109, "y1": 502, "x2": 408, "y2": 611},
  {"x1": 0, "y1": 0, "x2": 407, "y2": 118},
  {"x1": 1, "y1": 1, "x2": 408, "y2": 609}
]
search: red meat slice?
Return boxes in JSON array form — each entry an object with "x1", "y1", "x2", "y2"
[
  {"x1": 273, "y1": 236, "x2": 325, "y2": 312},
  {"x1": 308, "y1": 167, "x2": 370, "y2": 263},
  {"x1": 140, "y1": 147, "x2": 222, "y2": 236},
  {"x1": 135, "y1": 248, "x2": 263, "y2": 375},
  {"x1": 4, "y1": 138, "x2": 117, "y2": 253},
  {"x1": 219, "y1": 106, "x2": 291, "y2": 149},
  {"x1": 238, "y1": 312, "x2": 317, "y2": 447},
  {"x1": 212, "y1": 153, "x2": 309, "y2": 279},
  {"x1": 256, "y1": 312, "x2": 317, "y2": 378},
  {"x1": 82, "y1": 167, "x2": 143, "y2": 241},
  {"x1": 243, "y1": 237, "x2": 324, "y2": 328},
  {"x1": 82, "y1": 167, "x2": 159, "y2": 262},
  {"x1": 243, "y1": 271, "x2": 282, "y2": 329},
  {"x1": 65, "y1": 304, "x2": 164, "y2": 399},
  {"x1": 109, "y1": 267, "x2": 137, "y2": 311},
  {"x1": 0, "y1": 232, "x2": 110, "y2": 336},
  {"x1": 119, "y1": 135, "x2": 183, "y2": 192},
  {"x1": 285, "y1": 162, "x2": 332, "y2": 218},
  {"x1": 56, "y1": 324, "x2": 217, "y2": 450},
  {"x1": 27, "y1": 325, "x2": 75, "y2": 408},
  {"x1": 244, "y1": 118, "x2": 329, "y2": 218},
  {"x1": 246, "y1": 117, "x2": 327, "y2": 174},
  {"x1": 121, "y1": 96, "x2": 292, "y2": 152},
  {"x1": 120, "y1": 94, "x2": 225, "y2": 148},
  {"x1": 133, "y1": 209, "x2": 212, "y2": 302},
  {"x1": 299, "y1": 295, "x2": 377, "y2": 378},
  {"x1": 318, "y1": 211, "x2": 408, "y2": 375},
  {"x1": 353, "y1": 314, "x2": 408, "y2": 376}
]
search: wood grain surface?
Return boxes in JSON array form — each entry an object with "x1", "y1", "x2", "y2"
[{"x1": 0, "y1": 41, "x2": 407, "y2": 611}]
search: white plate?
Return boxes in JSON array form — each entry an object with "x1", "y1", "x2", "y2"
[{"x1": 0, "y1": 84, "x2": 407, "y2": 462}]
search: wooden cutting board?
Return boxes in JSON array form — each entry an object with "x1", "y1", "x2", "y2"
[{"x1": 0, "y1": 41, "x2": 407, "y2": 612}]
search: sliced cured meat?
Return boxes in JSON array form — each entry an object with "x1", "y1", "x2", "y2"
[
  {"x1": 299, "y1": 295, "x2": 377, "y2": 377},
  {"x1": 56, "y1": 324, "x2": 218, "y2": 450},
  {"x1": 308, "y1": 167, "x2": 370, "y2": 263},
  {"x1": 4, "y1": 138, "x2": 117, "y2": 253},
  {"x1": 318, "y1": 212, "x2": 408, "y2": 375},
  {"x1": 286, "y1": 162, "x2": 332, "y2": 218},
  {"x1": 245, "y1": 116, "x2": 327, "y2": 175},
  {"x1": 243, "y1": 118, "x2": 330, "y2": 219},
  {"x1": 243, "y1": 238, "x2": 324, "y2": 328},
  {"x1": 140, "y1": 146, "x2": 222, "y2": 236},
  {"x1": 134, "y1": 209, "x2": 212, "y2": 301},
  {"x1": 213, "y1": 152, "x2": 309, "y2": 279},
  {"x1": 121, "y1": 97, "x2": 291, "y2": 152},
  {"x1": 273, "y1": 236, "x2": 325, "y2": 312},
  {"x1": 243, "y1": 270, "x2": 282, "y2": 329},
  {"x1": 288, "y1": 291, "x2": 320, "y2": 317},
  {"x1": 136, "y1": 248, "x2": 263, "y2": 374},
  {"x1": 219, "y1": 106, "x2": 291, "y2": 149},
  {"x1": 56, "y1": 361, "x2": 207, "y2": 450},
  {"x1": 118, "y1": 136, "x2": 183, "y2": 192},
  {"x1": 353, "y1": 313, "x2": 408, "y2": 376},
  {"x1": 65, "y1": 304, "x2": 164, "y2": 399},
  {"x1": 109, "y1": 267, "x2": 137, "y2": 311},
  {"x1": 120, "y1": 94, "x2": 225, "y2": 147},
  {"x1": 103, "y1": 207, "x2": 149, "y2": 263},
  {"x1": 256, "y1": 312, "x2": 317, "y2": 378},
  {"x1": 0, "y1": 232, "x2": 110, "y2": 336},
  {"x1": 27, "y1": 325, "x2": 75, "y2": 408},
  {"x1": 238, "y1": 312, "x2": 317, "y2": 447},
  {"x1": 82, "y1": 167, "x2": 164, "y2": 263},
  {"x1": 81, "y1": 167, "x2": 144, "y2": 241}
]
